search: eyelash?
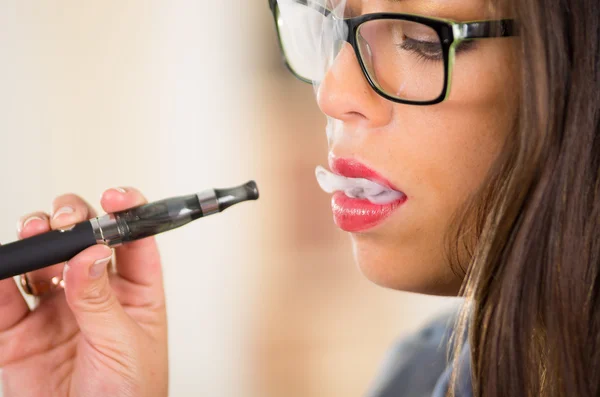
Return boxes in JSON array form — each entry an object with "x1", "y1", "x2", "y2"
[{"x1": 397, "y1": 37, "x2": 477, "y2": 62}]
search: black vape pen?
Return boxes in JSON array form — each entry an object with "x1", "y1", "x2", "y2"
[{"x1": 0, "y1": 181, "x2": 259, "y2": 280}]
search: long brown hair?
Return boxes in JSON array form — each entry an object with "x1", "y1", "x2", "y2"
[{"x1": 445, "y1": 0, "x2": 600, "y2": 395}]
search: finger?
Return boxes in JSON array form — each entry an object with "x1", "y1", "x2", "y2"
[
  {"x1": 17, "y1": 211, "x2": 50, "y2": 239},
  {"x1": 50, "y1": 193, "x2": 98, "y2": 230},
  {"x1": 0, "y1": 274, "x2": 29, "y2": 332},
  {"x1": 47, "y1": 194, "x2": 98, "y2": 282},
  {"x1": 16, "y1": 211, "x2": 64, "y2": 292},
  {"x1": 0, "y1": 291, "x2": 76, "y2": 367},
  {"x1": 100, "y1": 187, "x2": 164, "y2": 288},
  {"x1": 63, "y1": 244, "x2": 135, "y2": 348},
  {"x1": 20, "y1": 192, "x2": 100, "y2": 290}
]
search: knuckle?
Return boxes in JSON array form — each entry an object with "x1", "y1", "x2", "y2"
[{"x1": 75, "y1": 281, "x2": 116, "y2": 311}]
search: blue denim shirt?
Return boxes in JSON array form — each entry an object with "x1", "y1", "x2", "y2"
[{"x1": 366, "y1": 305, "x2": 473, "y2": 397}]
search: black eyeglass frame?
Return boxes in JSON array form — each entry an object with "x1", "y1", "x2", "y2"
[{"x1": 268, "y1": 0, "x2": 516, "y2": 105}]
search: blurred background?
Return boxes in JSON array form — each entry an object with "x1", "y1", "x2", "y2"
[{"x1": 0, "y1": 2, "x2": 459, "y2": 396}]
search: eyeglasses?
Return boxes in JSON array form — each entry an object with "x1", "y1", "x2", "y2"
[{"x1": 268, "y1": 0, "x2": 517, "y2": 105}]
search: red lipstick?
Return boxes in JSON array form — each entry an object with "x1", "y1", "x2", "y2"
[{"x1": 327, "y1": 157, "x2": 407, "y2": 232}]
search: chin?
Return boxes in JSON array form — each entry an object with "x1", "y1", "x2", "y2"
[{"x1": 350, "y1": 236, "x2": 463, "y2": 296}]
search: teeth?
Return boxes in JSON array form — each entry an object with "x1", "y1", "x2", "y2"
[{"x1": 315, "y1": 166, "x2": 405, "y2": 205}]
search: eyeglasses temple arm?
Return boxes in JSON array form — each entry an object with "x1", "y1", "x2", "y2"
[{"x1": 454, "y1": 19, "x2": 516, "y2": 40}]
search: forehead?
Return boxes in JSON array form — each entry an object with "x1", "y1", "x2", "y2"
[{"x1": 324, "y1": 0, "x2": 492, "y2": 20}]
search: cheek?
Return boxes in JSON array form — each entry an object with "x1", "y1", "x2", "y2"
[
  {"x1": 349, "y1": 120, "x2": 503, "y2": 295},
  {"x1": 399, "y1": 42, "x2": 519, "y2": 222},
  {"x1": 347, "y1": 43, "x2": 518, "y2": 295},
  {"x1": 389, "y1": 103, "x2": 508, "y2": 233}
]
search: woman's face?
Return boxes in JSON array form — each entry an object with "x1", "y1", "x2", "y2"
[{"x1": 315, "y1": 0, "x2": 519, "y2": 295}]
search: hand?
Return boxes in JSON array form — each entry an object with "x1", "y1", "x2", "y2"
[{"x1": 0, "y1": 188, "x2": 168, "y2": 397}]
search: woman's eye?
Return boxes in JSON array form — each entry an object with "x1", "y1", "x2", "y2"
[
  {"x1": 397, "y1": 35, "x2": 443, "y2": 61},
  {"x1": 397, "y1": 35, "x2": 477, "y2": 62}
]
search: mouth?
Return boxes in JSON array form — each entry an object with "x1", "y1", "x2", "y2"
[{"x1": 316, "y1": 157, "x2": 408, "y2": 233}]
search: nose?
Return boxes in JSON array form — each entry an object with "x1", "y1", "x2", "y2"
[{"x1": 316, "y1": 42, "x2": 393, "y2": 128}]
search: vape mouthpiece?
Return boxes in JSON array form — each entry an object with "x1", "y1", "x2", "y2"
[{"x1": 215, "y1": 180, "x2": 259, "y2": 212}]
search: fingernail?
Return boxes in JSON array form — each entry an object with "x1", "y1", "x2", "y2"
[
  {"x1": 89, "y1": 256, "x2": 111, "y2": 279},
  {"x1": 18, "y1": 216, "x2": 45, "y2": 233},
  {"x1": 113, "y1": 187, "x2": 127, "y2": 194},
  {"x1": 53, "y1": 206, "x2": 74, "y2": 220}
]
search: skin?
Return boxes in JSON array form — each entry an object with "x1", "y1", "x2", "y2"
[
  {"x1": 0, "y1": 0, "x2": 519, "y2": 394},
  {"x1": 0, "y1": 189, "x2": 168, "y2": 397},
  {"x1": 318, "y1": 0, "x2": 519, "y2": 295}
]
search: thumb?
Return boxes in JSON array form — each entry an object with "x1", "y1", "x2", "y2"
[{"x1": 63, "y1": 244, "x2": 134, "y2": 345}]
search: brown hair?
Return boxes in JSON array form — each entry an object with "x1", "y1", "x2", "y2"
[{"x1": 445, "y1": 0, "x2": 600, "y2": 395}]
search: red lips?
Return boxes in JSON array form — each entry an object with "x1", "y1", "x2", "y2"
[
  {"x1": 327, "y1": 157, "x2": 407, "y2": 232},
  {"x1": 329, "y1": 157, "x2": 399, "y2": 191}
]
